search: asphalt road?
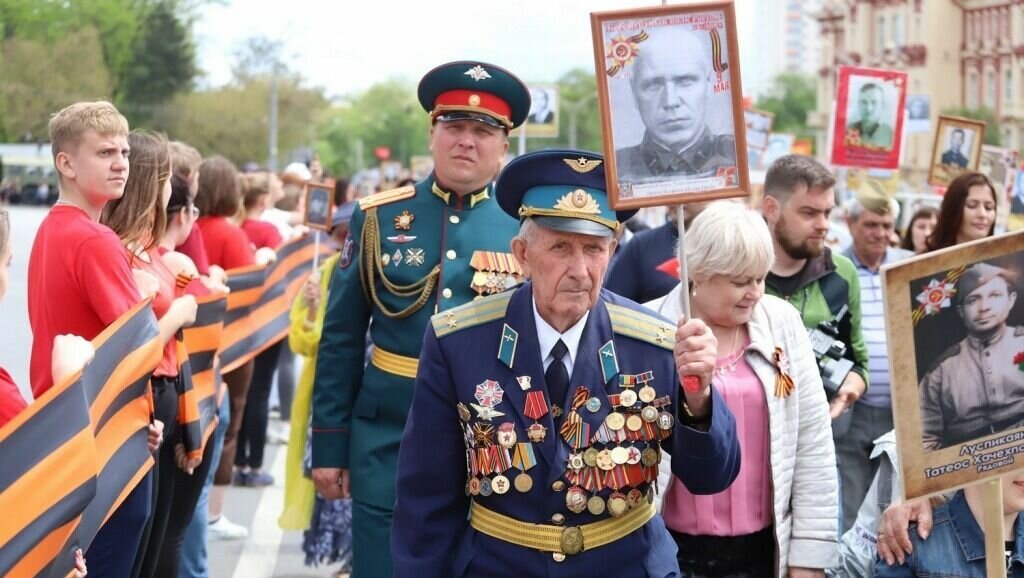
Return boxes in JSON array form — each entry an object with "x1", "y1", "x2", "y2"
[{"x1": 3, "y1": 205, "x2": 338, "y2": 577}]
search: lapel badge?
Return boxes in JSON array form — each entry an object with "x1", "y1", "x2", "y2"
[
  {"x1": 405, "y1": 248, "x2": 425, "y2": 267},
  {"x1": 387, "y1": 234, "x2": 417, "y2": 243},
  {"x1": 457, "y1": 402, "x2": 471, "y2": 422},
  {"x1": 497, "y1": 422, "x2": 517, "y2": 448},
  {"x1": 599, "y1": 340, "x2": 619, "y2": 384},
  {"x1": 381, "y1": 253, "x2": 391, "y2": 266},
  {"x1": 773, "y1": 347, "x2": 796, "y2": 398},
  {"x1": 392, "y1": 249, "x2": 403, "y2": 266},
  {"x1": 472, "y1": 421, "x2": 495, "y2": 446},
  {"x1": 527, "y1": 422, "x2": 547, "y2": 442},
  {"x1": 471, "y1": 403, "x2": 505, "y2": 421},
  {"x1": 474, "y1": 379, "x2": 505, "y2": 408},
  {"x1": 465, "y1": 65, "x2": 492, "y2": 81},
  {"x1": 498, "y1": 324, "x2": 518, "y2": 368},
  {"x1": 394, "y1": 210, "x2": 415, "y2": 231},
  {"x1": 516, "y1": 375, "x2": 531, "y2": 390}
]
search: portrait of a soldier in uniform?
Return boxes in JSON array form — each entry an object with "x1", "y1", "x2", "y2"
[
  {"x1": 591, "y1": 3, "x2": 748, "y2": 208},
  {"x1": 912, "y1": 259, "x2": 1024, "y2": 452},
  {"x1": 844, "y1": 79, "x2": 896, "y2": 151}
]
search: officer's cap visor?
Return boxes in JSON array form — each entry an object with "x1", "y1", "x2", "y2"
[
  {"x1": 531, "y1": 216, "x2": 614, "y2": 238},
  {"x1": 435, "y1": 111, "x2": 507, "y2": 129}
]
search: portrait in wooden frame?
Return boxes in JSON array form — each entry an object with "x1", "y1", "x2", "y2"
[
  {"x1": 882, "y1": 230, "x2": 1024, "y2": 500},
  {"x1": 928, "y1": 115, "x2": 986, "y2": 188},
  {"x1": 590, "y1": 0, "x2": 749, "y2": 210},
  {"x1": 303, "y1": 181, "x2": 334, "y2": 232}
]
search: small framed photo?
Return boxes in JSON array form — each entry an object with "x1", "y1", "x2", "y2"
[
  {"x1": 744, "y1": 108, "x2": 774, "y2": 151},
  {"x1": 303, "y1": 182, "x2": 334, "y2": 231},
  {"x1": 928, "y1": 115, "x2": 985, "y2": 188},
  {"x1": 905, "y1": 94, "x2": 931, "y2": 134},
  {"x1": 512, "y1": 85, "x2": 560, "y2": 138},
  {"x1": 883, "y1": 231, "x2": 1024, "y2": 500},
  {"x1": 831, "y1": 66, "x2": 908, "y2": 170},
  {"x1": 590, "y1": 0, "x2": 749, "y2": 210}
]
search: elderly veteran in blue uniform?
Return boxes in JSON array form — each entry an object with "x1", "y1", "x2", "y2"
[
  {"x1": 311, "y1": 60, "x2": 530, "y2": 578},
  {"x1": 392, "y1": 149, "x2": 741, "y2": 578}
]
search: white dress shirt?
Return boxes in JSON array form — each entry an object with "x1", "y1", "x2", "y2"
[{"x1": 532, "y1": 297, "x2": 589, "y2": 378}]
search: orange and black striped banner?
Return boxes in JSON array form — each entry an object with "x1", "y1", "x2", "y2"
[
  {"x1": 179, "y1": 293, "x2": 228, "y2": 459},
  {"x1": 0, "y1": 300, "x2": 163, "y2": 578},
  {"x1": 220, "y1": 234, "x2": 330, "y2": 374}
]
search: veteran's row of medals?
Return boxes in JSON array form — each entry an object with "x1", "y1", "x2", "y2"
[{"x1": 458, "y1": 371, "x2": 672, "y2": 517}]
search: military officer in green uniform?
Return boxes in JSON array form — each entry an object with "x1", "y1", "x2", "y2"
[
  {"x1": 311, "y1": 60, "x2": 531, "y2": 578},
  {"x1": 846, "y1": 83, "x2": 894, "y2": 150},
  {"x1": 919, "y1": 262, "x2": 1024, "y2": 450},
  {"x1": 614, "y1": 26, "x2": 736, "y2": 187}
]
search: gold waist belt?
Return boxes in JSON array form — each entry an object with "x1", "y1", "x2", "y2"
[
  {"x1": 370, "y1": 348, "x2": 419, "y2": 379},
  {"x1": 469, "y1": 500, "x2": 655, "y2": 556}
]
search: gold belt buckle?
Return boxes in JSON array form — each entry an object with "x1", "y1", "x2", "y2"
[{"x1": 560, "y1": 526, "x2": 584, "y2": 555}]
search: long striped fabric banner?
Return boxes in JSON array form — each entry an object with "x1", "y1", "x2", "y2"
[
  {"x1": 0, "y1": 299, "x2": 163, "y2": 578},
  {"x1": 220, "y1": 234, "x2": 329, "y2": 374},
  {"x1": 179, "y1": 293, "x2": 228, "y2": 459}
]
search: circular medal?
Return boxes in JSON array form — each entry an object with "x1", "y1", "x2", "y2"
[
  {"x1": 514, "y1": 472, "x2": 533, "y2": 493},
  {"x1": 468, "y1": 477, "x2": 481, "y2": 495},
  {"x1": 641, "y1": 406, "x2": 659, "y2": 423},
  {"x1": 472, "y1": 271, "x2": 488, "y2": 287},
  {"x1": 596, "y1": 449, "x2": 615, "y2": 471},
  {"x1": 619, "y1": 389, "x2": 638, "y2": 407},
  {"x1": 479, "y1": 477, "x2": 493, "y2": 496},
  {"x1": 638, "y1": 385, "x2": 657, "y2": 403},
  {"x1": 607, "y1": 493, "x2": 628, "y2": 517},
  {"x1": 568, "y1": 453, "x2": 585, "y2": 471},
  {"x1": 605, "y1": 412, "x2": 625, "y2": 431},
  {"x1": 527, "y1": 423, "x2": 547, "y2": 442},
  {"x1": 583, "y1": 447, "x2": 600, "y2": 468},
  {"x1": 492, "y1": 474, "x2": 510, "y2": 495},
  {"x1": 610, "y1": 446, "x2": 629, "y2": 465},
  {"x1": 658, "y1": 411, "x2": 675, "y2": 430},
  {"x1": 627, "y1": 488, "x2": 644, "y2": 509},
  {"x1": 626, "y1": 446, "x2": 642, "y2": 465},
  {"x1": 587, "y1": 495, "x2": 606, "y2": 515},
  {"x1": 641, "y1": 447, "x2": 660, "y2": 467},
  {"x1": 585, "y1": 397, "x2": 602, "y2": 413},
  {"x1": 566, "y1": 486, "x2": 588, "y2": 513},
  {"x1": 497, "y1": 422, "x2": 517, "y2": 448},
  {"x1": 626, "y1": 414, "x2": 643, "y2": 432}
]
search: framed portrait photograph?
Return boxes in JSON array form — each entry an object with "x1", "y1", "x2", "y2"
[
  {"x1": 512, "y1": 85, "x2": 560, "y2": 138},
  {"x1": 590, "y1": 0, "x2": 749, "y2": 210},
  {"x1": 303, "y1": 182, "x2": 334, "y2": 232},
  {"x1": 830, "y1": 66, "x2": 908, "y2": 170},
  {"x1": 928, "y1": 116, "x2": 985, "y2": 188},
  {"x1": 905, "y1": 94, "x2": 931, "y2": 134},
  {"x1": 883, "y1": 231, "x2": 1024, "y2": 500},
  {"x1": 744, "y1": 108, "x2": 774, "y2": 151}
]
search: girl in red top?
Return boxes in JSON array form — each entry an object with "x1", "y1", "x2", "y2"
[
  {"x1": 101, "y1": 131, "x2": 199, "y2": 578},
  {"x1": 240, "y1": 172, "x2": 284, "y2": 250}
]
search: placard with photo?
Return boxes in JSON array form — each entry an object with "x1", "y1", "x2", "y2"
[
  {"x1": 928, "y1": 116, "x2": 986, "y2": 188},
  {"x1": 303, "y1": 182, "x2": 334, "y2": 231},
  {"x1": 831, "y1": 66, "x2": 908, "y2": 170}
]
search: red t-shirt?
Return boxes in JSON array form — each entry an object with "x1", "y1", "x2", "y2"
[
  {"x1": 196, "y1": 216, "x2": 255, "y2": 270},
  {"x1": 241, "y1": 219, "x2": 283, "y2": 250},
  {"x1": 132, "y1": 249, "x2": 179, "y2": 378},
  {"x1": 175, "y1": 227, "x2": 210, "y2": 275},
  {"x1": 28, "y1": 205, "x2": 142, "y2": 397},
  {"x1": 0, "y1": 367, "x2": 28, "y2": 428}
]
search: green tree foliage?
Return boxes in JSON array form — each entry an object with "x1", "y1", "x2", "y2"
[
  {"x1": 119, "y1": 1, "x2": 198, "y2": 123},
  {"x1": 0, "y1": 27, "x2": 113, "y2": 140},
  {"x1": 940, "y1": 106, "x2": 1001, "y2": 146},
  {"x1": 755, "y1": 73, "x2": 817, "y2": 141}
]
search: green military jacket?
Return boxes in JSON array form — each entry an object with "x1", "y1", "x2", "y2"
[{"x1": 311, "y1": 174, "x2": 522, "y2": 508}]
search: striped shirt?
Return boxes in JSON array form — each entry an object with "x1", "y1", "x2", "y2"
[{"x1": 843, "y1": 246, "x2": 913, "y2": 408}]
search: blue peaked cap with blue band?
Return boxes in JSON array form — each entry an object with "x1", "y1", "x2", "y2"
[{"x1": 496, "y1": 149, "x2": 638, "y2": 238}]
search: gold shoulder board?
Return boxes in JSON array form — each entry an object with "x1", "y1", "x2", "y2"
[
  {"x1": 606, "y1": 303, "x2": 675, "y2": 351},
  {"x1": 431, "y1": 290, "x2": 513, "y2": 338},
  {"x1": 358, "y1": 185, "x2": 416, "y2": 211}
]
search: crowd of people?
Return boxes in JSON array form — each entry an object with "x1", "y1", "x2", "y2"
[{"x1": 1, "y1": 56, "x2": 1023, "y2": 578}]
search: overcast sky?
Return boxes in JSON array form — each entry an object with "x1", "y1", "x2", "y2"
[{"x1": 194, "y1": 0, "x2": 753, "y2": 98}]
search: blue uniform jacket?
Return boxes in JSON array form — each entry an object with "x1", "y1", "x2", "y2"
[{"x1": 392, "y1": 283, "x2": 741, "y2": 578}]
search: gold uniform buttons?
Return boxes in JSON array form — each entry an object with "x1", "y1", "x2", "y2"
[
  {"x1": 446, "y1": 250, "x2": 457, "y2": 260},
  {"x1": 442, "y1": 288, "x2": 453, "y2": 299}
]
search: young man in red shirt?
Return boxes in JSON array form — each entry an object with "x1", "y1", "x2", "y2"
[{"x1": 28, "y1": 100, "x2": 158, "y2": 577}]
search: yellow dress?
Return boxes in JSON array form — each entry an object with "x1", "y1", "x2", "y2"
[{"x1": 279, "y1": 252, "x2": 339, "y2": 530}]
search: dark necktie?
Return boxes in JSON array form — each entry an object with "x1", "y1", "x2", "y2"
[{"x1": 545, "y1": 339, "x2": 569, "y2": 410}]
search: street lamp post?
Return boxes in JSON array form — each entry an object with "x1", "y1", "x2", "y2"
[{"x1": 563, "y1": 92, "x2": 597, "y2": 150}]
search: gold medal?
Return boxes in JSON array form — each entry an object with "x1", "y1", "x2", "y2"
[
  {"x1": 627, "y1": 488, "x2": 644, "y2": 509},
  {"x1": 607, "y1": 493, "x2": 628, "y2": 517},
  {"x1": 583, "y1": 447, "x2": 600, "y2": 468},
  {"x1": 605, "y1": 412, "x2": 625, "y2": 431},
  {"x1": 596, "y1": 449, "x2": 615, "y2": 471},
  {"x1": 568, "y1": 453, "x2": 585, "y2": 471},
  {"x1": 514, "y1": 472, "x2": 533, "y2": 493},
  {"x1": 610, "y1": 446, "x2": 629, "y2": 465},
  {"x1": 620, "y1": 389, "x2": 638, "y2": 407},
  {"x1": 641, "y1": 406, "x2": 659, "y2": 423},
  {"x1": 641, "y1": 447, "x2": 660, "y2": 467},
  {"x1": 587, "y1": 495, "x2": 606, "y2": 515},
  {"x1": 469, "y1": 477, "x2": 481, "y2": 495},
  {"x1": 626, "y1": 414, "x2": 643, "y2": 432},
  {"x1": 566, "y1": 486, "x2": 588, "y2": 513},
  {"x1": 492, "y1": 474, "x2": 511, "y2": 495},
  {"x1": 638, "y1": 385, "x2": 656, "y2": 403}
]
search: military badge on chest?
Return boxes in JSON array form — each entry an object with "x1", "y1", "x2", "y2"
[{"x1": 470, "y1": 251, "x2": 524, "y2": 298}]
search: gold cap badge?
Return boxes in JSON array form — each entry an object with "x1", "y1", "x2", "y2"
[
  {"x1": 564, "y1": 157, "x2": 603, "y2": 174},
  {"x1": 554, "y1": 189, "x2": 601, "y2": 214}
]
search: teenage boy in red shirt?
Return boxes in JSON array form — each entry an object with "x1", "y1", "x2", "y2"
[{"x1": 27, "y1": 101, "x2": 160, "y2": 577}]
